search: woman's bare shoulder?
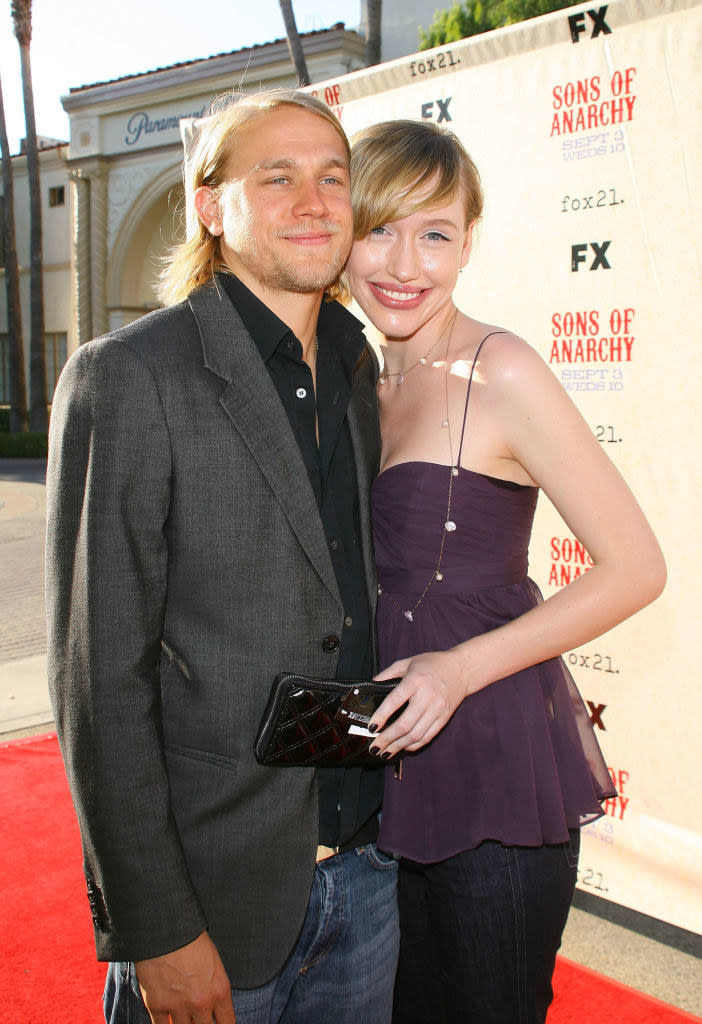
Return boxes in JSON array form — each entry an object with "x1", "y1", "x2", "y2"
[{"x1": 453, "y1": 315, "x2": 541, "y2": 377}]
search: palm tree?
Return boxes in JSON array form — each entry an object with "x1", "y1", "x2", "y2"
[
  {"x1": 278, "y1": 0, "x2": 311, "y2": 86},
  {"x1": 366, "y1": 0, "x2": 382, "y2": 66},
  {"x1": 11, "y1": 0, "x2": 48, "y2": 432},
  {"x1": 0, "y1": 74, "x2": 27, "y2": 432}
]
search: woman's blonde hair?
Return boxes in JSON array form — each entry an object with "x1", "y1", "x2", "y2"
[
  {"x1": 350, "y1": 119, "x2": 483, "y2": 240},
  {"x1": 158, "y1": 89, "x2": 350, "y2": 306}
]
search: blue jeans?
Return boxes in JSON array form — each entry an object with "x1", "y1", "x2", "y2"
[
  {"x1": 392, "y1": 832, "x2": 580, "y2": 1024},
  {"x1": 104, "y1": 842, "x2": 399, "y2": 1024}
]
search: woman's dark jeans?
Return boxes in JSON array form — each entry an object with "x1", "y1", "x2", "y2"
[{"x1": 392, "y1": 831, "x2": 580, "y2": 1024}]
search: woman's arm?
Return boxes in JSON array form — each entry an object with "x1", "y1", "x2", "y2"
[{"x1": 369, "y1": 335, "x2": 666, "y2": 756}]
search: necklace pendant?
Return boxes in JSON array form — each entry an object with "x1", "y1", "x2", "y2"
[
  {"x1": 420, "y1": 357, "x2": 427, "y2": 365},
  {"x1": 435, "y1": 571, "x2": 443, "y2": 581},
  {"x1": 399, "y1": 374, "x2": 404, "y2": 384},
  {"x1": 452, "y1": 466, "x2": 459, "y2": 477},
  {"x1": 441, "y1": 420, "x2": 449, "y2": 428},
  {"x1": 403, "y1": 610, "x2": 414, "y2": 622},
  {"x1": 445, "y1": 520, "x2": 456, "y2": 532}
]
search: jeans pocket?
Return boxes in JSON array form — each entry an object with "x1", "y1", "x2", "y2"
[
  {"x1": 365, "y1": 842, "x2": 400, "y2": 871},
  {"x1": 563, "y1": 828, "x2": 581, "y2": 869}
]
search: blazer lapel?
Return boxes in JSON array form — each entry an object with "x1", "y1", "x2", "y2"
[
  {"x1": 188, "y1": 282, "x2": 342, "y2": 606},
  {"x1": 348, "y1": 347, "x2": 381, "y2": 619}
]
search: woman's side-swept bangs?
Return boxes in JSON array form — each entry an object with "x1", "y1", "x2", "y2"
[{"x1": 350, "y1": 120, "x2": 479, "y2": 239}]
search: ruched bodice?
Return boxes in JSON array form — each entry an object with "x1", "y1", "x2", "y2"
[
  {"x1": 373, "y1": 462, "x2": 538, "y2": 594},
  {"x1": 373, "y1": 337, "x2": 615, "y2": 863}
]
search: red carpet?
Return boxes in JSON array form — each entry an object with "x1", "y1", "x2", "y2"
[
  {"x1": 551, "y1": 958, "x2": 701, "y2": 1022},
  {"x1": 1, "y1": 733, "x2": 699, "y2": 1024},
  {"x1": 0, "y1": 733, "x2": 105, "y2": 1024}
]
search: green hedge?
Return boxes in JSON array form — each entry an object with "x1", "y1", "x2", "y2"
[
  {"x1": 0, "y1": 405, "x2": 50, "y2": 457},
  {"x1": 0, "y1": 431, "x2": 48, "y2": 457}
]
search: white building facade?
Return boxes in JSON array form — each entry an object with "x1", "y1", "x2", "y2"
[{"x1": 0, "y1": 142, "x2": 71, "y2": 402}]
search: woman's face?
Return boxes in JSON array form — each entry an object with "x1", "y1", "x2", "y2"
[{"x1": 346, "y1": 188, "x2": 472, "y2": 341}]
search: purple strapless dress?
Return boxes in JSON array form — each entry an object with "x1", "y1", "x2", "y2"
[{"x1": 373, "y1": 336, "x2": 615, "y2": 864}]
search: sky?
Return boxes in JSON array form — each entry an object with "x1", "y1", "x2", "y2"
[{"x1": 0, "y1": 0, "x2": 362, "y2": 154}]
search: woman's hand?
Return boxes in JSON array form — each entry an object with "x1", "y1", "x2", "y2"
[{"x1": 369, "y1": 648, "x2": 469, "y2": 758}]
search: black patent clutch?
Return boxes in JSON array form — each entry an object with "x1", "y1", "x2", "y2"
[{"x1": 254, "y1": 672, "x2": 401, "y2": 767}]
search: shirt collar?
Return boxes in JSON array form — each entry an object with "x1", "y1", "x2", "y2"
[
  {"x1": 218, "y1": 272, "x2": 288, "y2": 363},
  {"x1": 217, "y1": 272, "x2": 367, "y2": 371}
]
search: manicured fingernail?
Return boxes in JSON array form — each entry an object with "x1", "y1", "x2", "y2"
[
  {"x1": 369, "y1": 746, "x2": 380, "y2": 756},
  {"x1": 381, "y1": 752, "x2": 392, "y2": 761},
  {"x1": 368, "y1": 722, "x2": 378, "y2": 734}
]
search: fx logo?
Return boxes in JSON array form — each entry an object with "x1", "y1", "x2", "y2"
[
  {"x1": 421, "y1": 97, "x2": 452, "y2": 122},
  {"x1": 571, "y1": 242, "x2": 611, "y2": 272},
  {"x1": 569, "y1": 6, "x2": 612, "y2": 43},
  {"x1": 586, "y1": 701, "x2": 607, "y2": 730}
]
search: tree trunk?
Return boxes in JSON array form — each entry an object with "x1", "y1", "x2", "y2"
[
  {"x1": 278, "y1": 0, "x2": 311, "y2": 86},
  {"x1": 366, "y1": 0, "x2": 383, "y2": 67},
  {"x1": 0, "y1": 76, "x2": 28, "y2": 432},
  {"x1": 17, "y1": 39, "x2": 48, "y2": 431}
]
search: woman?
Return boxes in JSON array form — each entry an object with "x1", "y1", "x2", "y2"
[{"x1": 345, "y1": 121, "x2": 666, "y2": 1023}]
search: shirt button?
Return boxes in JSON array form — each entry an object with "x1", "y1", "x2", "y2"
[
  {"x1": 296, "y1": 387, "x2": 307, "y2": 399},
  {"x1": 322, "y1": 634, "x2": 340, "y2": 653},
  {"x1": 330, "y1": 538, "x2": 339, "y2": 551},
  {"x1": 344, "y1": 616, "x2": 353, "y2": 628}
]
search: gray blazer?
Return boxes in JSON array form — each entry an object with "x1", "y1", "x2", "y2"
[{"x1": 46, "y1": 280, "x2": 380, "y2": 987}]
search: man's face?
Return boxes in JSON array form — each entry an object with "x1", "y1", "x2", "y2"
[{"x1": 205, "y1": 105, "x2": 352, "y2": 299}]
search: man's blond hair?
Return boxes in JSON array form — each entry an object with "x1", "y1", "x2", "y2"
[{"x1": 158, "y1": 89, "x2": 350, "y2": 306}]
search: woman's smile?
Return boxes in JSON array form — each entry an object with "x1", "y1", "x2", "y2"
[{"x1": 369, "y1": 282, "x2": 428, "y2": 308}]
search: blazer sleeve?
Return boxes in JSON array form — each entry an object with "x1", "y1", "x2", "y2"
[{"x1": 46, "y1": 335, "x2": 208, "y2": 962}]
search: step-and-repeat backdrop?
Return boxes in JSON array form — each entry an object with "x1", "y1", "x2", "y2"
[{"x1": 309, "y1": 0, "x2": 701, "y2": 934}]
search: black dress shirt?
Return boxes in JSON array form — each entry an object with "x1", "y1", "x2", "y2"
[{"x1": 219, "y1": 273, "x2": 383, "y2": 849}]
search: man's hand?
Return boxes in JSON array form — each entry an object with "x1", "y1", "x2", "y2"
[
  {"x1": 135, "y1": 930, "x2": 236, "y2": 1024},
  {"x1": 369, "y1": 648, "x2": 469, "y2": 758}
]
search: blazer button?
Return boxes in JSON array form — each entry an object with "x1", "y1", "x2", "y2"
[{"x1": 322, "y1": 634, "x2": 340, "y2": 653}]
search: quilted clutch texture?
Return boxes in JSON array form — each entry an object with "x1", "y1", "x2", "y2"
[{"x1": 254, "y1": 672, "x2": 400, "y2": 767}]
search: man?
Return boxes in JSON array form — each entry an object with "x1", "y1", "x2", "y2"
[{"x1": 46, "y1": 90, "x2": 398, "y2": 1024}]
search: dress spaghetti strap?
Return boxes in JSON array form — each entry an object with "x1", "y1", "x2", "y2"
[{"x1": 456, "y1": 331, "x2": 506, "y2": 468}]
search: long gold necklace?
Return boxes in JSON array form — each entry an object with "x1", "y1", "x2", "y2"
[{"x1": 378, "y1": 309, "x2": 459, "y2": 622}]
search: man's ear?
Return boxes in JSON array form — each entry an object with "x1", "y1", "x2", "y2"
[{"x1": 194, "y1": 186, "x2": 223, "y2": 236}]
